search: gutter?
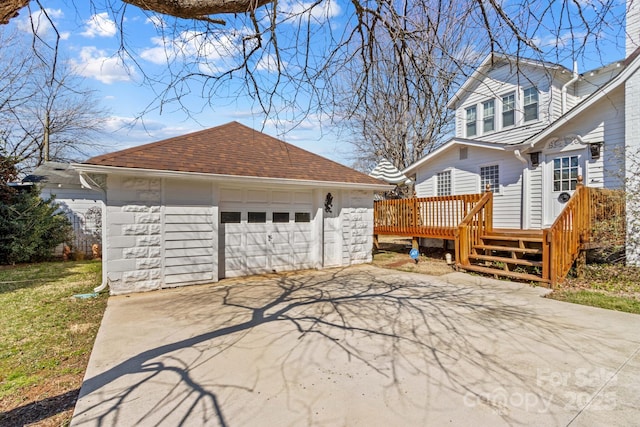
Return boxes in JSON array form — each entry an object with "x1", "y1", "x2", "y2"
[
  {"x1": 78, "y1": 172, "x2": 109, "y2": 294},
  {"x1": 561, "y1": 61, "x2": 579, "y2": 115},
  {"x1": 514, "y1": 150, "x2": 530, "y2": 229},
  {"x1": 72, "y1": 164, "x2": 392, "y2": 192}
]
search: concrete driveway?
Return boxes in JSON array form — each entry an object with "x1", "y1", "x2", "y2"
[{"x1": 71, "y1": 265, "x2": 640, "y2": 426}]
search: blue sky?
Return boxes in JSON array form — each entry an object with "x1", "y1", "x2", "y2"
[{"x1": 4, "y1": 0, "x2": 629, "y2": 167}]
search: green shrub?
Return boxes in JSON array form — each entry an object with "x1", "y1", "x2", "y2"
[{"x1": 0, "y1": 188, "x2": 71, "y2": 264}]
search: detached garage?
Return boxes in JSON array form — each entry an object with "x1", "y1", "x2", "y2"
[{"x1": 74, "y1": 122, "x2": 388, "y2": 294}]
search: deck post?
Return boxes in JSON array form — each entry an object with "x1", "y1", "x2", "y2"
[
  {"x1": 373, "y1": 234, "x2": 379, "y2": 250},
  {"x1": 412, "y1": 237, "x2": 419, "y2": 250}
]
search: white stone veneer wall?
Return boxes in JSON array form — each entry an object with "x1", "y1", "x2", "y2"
[
  {"x1": 341, "y1": 190, "x2": 374, "y2": 264},
  {"x1": 106, "y1": 176, "x2": 163, "y2": 294}
]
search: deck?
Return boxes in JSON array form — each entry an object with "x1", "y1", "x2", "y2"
[{"x1": 373, "y1": 182, "x2": 625, "y2": 286}]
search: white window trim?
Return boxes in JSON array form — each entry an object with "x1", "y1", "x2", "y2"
[
  {"x1": 500, "y1": 90, "x2": 517, "y2": 130},
  {"x1": 435, "y1": 169, "x2": 454, "y2": 196},
  {"x1": 481, "y1": 99, "x2": 496, "y2": 134},
  {"x1": 522, "y1": 86, "x2": 540, "y2": 123},
  {"x1": 465, "y1": 105, "x2": 477, "y2": 138},
  {"x1": 478, "y1": 163, "x2": 501, "y2": 195}
]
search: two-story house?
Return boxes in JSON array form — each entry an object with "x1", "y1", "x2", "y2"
[
  {"x1": 402, "y1": 6, "x2": 640, "y2": 264},
  {"x1": 404, "y1": 53, "x2": 629, "y2": 228}
]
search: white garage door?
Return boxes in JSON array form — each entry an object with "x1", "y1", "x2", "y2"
[{"x1": 219, "y1": 189, "x2": 314, "y2": 278}]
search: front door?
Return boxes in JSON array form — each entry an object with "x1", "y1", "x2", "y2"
[{"x1": 544, "y1": 151, "x2": 583, "y2": 226}]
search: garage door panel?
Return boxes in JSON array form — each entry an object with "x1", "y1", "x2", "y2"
[
  {"x1": 246, "y1": 255, "x2": 268, "y2": 270},
  {"x1": 225, "y1": 232, "x2": 242, "y2": 247},
  {"x1": 293, "y1": 230, "x2": 312, "y2": 244},
  {"x1": 247, "y1": 231, "x2": 267, "y2": 246},
  {"x1": 220, "y1": 190, "x2": 314, "y2": 278}
]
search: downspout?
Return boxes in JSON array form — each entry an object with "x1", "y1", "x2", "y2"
[
  {"x1": 78, "y1": 172, "x2": 109, "y2": 294},
  {"x1": 514, "y1": 150, "x2": 529, "y2": 229},
  {"x1": 561, "y1": 61, "x2": 579, "y2": 114}
]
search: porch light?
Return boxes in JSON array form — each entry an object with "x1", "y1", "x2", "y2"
[
  {"x1": 590, "y1": 142, "x2": 602, "y2": 159},
  {"x1": 529, "y1": 152, "x2": 540, "y2": 167}
]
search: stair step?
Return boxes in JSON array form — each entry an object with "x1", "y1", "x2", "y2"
[
  {"x1": 480, "y1": 235, "x2": 543, "y2": 243},
  {"x1": 459, "y1": 264, "x2": 550, "y2": 284},
  {"x1": 469, "y1": 254, "x2": 543, "y2": 267},
  {"x1": 474, "y1": 244, "x2": 542, "y2": 254}
]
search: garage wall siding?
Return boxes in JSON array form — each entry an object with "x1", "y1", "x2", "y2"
[
  {"x1": 163, "y1": 179, "x2": 217, "y2": 287},
  {"x1": 105, "y1": 175, "x2": 164, "y2": 294},
  {"x1": 341, "y1": 191, "x2": 374, "y2": 265},
  {"x1": 104, "y1": 175, "x2": 378, "y2": 294}
]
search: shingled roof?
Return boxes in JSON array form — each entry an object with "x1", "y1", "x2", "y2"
[{"x1": 85, "y1": 122, "x2": 384, "y2": 185}]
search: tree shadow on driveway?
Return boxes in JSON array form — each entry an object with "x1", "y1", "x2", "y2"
[{"x1": 71, "y1": 265, "x2": 640, "y2": 426}]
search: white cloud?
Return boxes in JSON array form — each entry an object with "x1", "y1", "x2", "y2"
[
  {"x1": 256, "y1": 53, "x2": 287, "y2": 72},
  {"x1": 278, "y1": 0, "x2": 341, "y2": 22},
  {"x1": 17, "y1": 8, "x2": 63, "y2": 38},
  {"x1": 101, "y1": 116, "x2": 201, "y2": 149},
  {"x1": 140, "y1": 30, "x2": 243, "y2": 70},
  {"x1": 69, "y1": 46, "x2": 135, "y2": 84},
  {"x1": 81, "y1": 13, "x2": 117, "y2": 38},
  {"x1": 145, "y1": 15, "x2": 166, "y2": 28},
  {"x1": 532, "y1": 30, "x2": 588, "y2": 51}
]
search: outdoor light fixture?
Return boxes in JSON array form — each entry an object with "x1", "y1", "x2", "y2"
[
  {"x1": 590, "y1": 142, "x2": 602, "y2": 159},
  {"x1": 530, "y1": 152, "x2": 540, "y2": 167}
]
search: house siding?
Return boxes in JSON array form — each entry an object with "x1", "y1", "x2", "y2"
[
  {"x1": 454, "y1": 63, "x2": 564, "y2": 144},
  {"x1": 414, "y1": 146, "x2": 524, "y2": 229}
]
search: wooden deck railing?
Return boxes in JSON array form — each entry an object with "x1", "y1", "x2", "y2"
[
  {"x1": 547, "y1": 184, "x2": 591, "y2": 286},
  {"x1": 373, "y1": 182, "x2": 624, "y2": 286},
  {"x1": 374, "y1": 193, "x2": 485, "y2": 239},
  {"x1": 454, "y1": 191, "x2": 493, "y2": 267}
]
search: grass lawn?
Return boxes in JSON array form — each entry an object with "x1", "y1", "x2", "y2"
[
  {"x1": 0, "y1": 261, "x2": 107, "y2": 426},
  {"x1": 549, "y1": 264, "x2": 640, "y2": 314}
]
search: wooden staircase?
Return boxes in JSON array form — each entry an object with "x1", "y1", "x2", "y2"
[{"x1": 462, "y1": 229, "x2": 549, "y2": 283}]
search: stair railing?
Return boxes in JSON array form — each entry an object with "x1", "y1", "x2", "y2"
[
  {"x1": 455, "y1": 185, "x2": 493, "y2": 267},
  {"x1": 547, "y1": 178, "x2": 591, "y2": 286}
]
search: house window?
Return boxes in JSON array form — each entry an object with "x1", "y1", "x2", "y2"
[
  {"x1": 523, "y1": 87, "x2": 539, "y2": 122},
  {"x1": 466, "y1": 106, "x2": 477, "y2": 137},
  {"x1": 248, "y1": 212, "x2": 266, "y2": 223},
  {"x1": 553, "y1": 156, "x2": 579, "y2": 191},
  {"x1": 221, "y1": 212, "x2": 241, "y2": 223},
  {"x1": 482, "y1": 100, "x2": 495, "y2": 133},
  {"x1": 480, "y1": 165, "x2": 500, "y2": 193},
  {"x1": 437, "y1": 171, "x2": 452, "y2": 196},
  {"x1": 272, "y1": 212, "x2": 290, "y2": 223},
  {"x1": 502, "y1": 92, "x2": 515, "y2": 127},
  {"x1": 295, "y1": 212, "x2": 311, "y2": 222}
]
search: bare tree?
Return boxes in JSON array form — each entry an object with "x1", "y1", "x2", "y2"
[
  {"x1": 335, "y1": 1, "x2": 484, "y2": 171},
  {"x1": 0, "y1": 30, "x2": 108, "y2": 174},
  {"x1": 0, "y1": 1, "x2": 626, "y2": 137}
]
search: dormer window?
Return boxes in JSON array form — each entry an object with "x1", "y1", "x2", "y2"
[
  {"x1": 482, "y1": 100, "x2": 495, "y2": 133},
  {"x1": 502, "y1": 92, "x2": 515, "y2": 127},
  {"x1": 466, "y1": 106, "x2": 477, "y2": 137},
  {"x1": 523, "y1": 87, "x2": 539, "y2": 122}
]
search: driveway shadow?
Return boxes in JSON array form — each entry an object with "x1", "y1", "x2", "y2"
[{"x1": 71, "y1": 265, "x2": 640, "y2": 426}]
